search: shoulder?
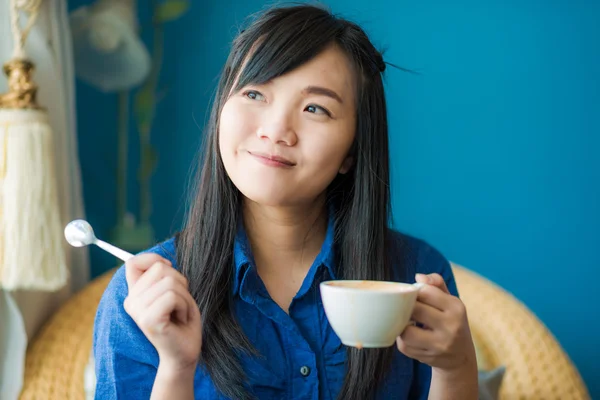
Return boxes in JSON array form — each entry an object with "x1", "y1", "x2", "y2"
[
  {"x1": 143, "y1": 236, "x2": 178, "y2": 265},
  {"x1": 387, "y1": 230, "x2": 449, "y2": 274},
  {"x1": 387, "y1": 230, "x2": 458, "y2": 296}
]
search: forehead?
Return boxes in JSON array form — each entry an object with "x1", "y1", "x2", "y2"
[{"x1": 274, "y1": 45, "x2": 356, "y2": 98}]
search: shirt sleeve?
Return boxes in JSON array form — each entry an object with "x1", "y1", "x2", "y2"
[
  {"x1": 93, "y1": 265, "x2": 160, "y2": 400},
  {"x1": 408, "y1": 238, "x2": 459, "y2": 399}
]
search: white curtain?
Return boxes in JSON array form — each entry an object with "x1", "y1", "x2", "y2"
[{"x1": 0, "y1": 0, "x2": 90, "y2": 399}]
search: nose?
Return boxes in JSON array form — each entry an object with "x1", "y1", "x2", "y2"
[{"x1": 256, "y1": 110, "x2": 298, "y2": 146}]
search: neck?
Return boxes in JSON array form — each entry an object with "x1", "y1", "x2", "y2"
[{"x1": 243, "y1": 196, "x2": 328, "y2": 276}]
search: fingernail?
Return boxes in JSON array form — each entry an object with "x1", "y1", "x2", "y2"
[{"x1": 415, "y1": 273, "x2": 429, "y2": 284}]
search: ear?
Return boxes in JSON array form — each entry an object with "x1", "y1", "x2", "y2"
[{"x1": 339, "y1": 156, "x2": 354, "y2": 174}]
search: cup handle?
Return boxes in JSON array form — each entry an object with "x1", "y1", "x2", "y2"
[{"x1": 408, "y1": 283, "x2": 426, "y2": 329}]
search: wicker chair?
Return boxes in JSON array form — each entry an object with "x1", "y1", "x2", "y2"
[{"x1": 19, "y1": 264, "x2": 590, "y2": 400}]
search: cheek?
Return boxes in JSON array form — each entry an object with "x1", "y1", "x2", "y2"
[
  {"x1": 219, "y1": 103, "x2": 238, "y2": 150},
  {"x1": 295, "y1": 126, "x2": 354, "y2": 195},
  {"x1": 219, "y1": 101, "x2": 254, "y2": 159},
  {"x1": 305, "y1": 125, "x2": 354, "y2": 173}
]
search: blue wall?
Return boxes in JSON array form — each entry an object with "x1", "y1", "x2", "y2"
[{"x1": 71, "y1": 0, "x2": 599, "y2": 396}]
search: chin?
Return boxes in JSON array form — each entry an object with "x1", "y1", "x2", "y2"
[
  {"x1": 238, "y1": 186, "x2": 293, "y2": 207},
  {"x1": 227, "y1": 167, "x2": 326, "y2": 208}
]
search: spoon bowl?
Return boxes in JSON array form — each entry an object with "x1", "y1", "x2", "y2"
[
  {"x1": 64, "y1": 219, "x2": 135, "y2": 262},
  {"x1": 64, "y1": 219, "x2": 96, "y2": 247}
]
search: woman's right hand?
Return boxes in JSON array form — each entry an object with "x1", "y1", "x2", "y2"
[{"x1": 123, "y1": 253, "x2": 202, "y2": 373}]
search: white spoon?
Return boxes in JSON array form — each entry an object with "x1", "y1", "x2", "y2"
[{"x1": 64, "y1": 219, "x2": 134, "y2": 262}]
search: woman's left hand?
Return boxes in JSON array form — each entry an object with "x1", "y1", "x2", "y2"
[{"x1": 396, "y1": 273, "x2": 477, "y2": 373}]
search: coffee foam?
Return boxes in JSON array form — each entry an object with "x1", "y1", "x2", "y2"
[{"x1": 326, "y1": 280, "x2": 413, "y2": 292}]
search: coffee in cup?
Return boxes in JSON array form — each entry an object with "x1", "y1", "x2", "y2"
[{"x1": 320, "y1": 280, "x2": 423, "y2": 348}]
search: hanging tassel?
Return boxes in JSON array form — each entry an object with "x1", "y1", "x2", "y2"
[{"x1": 0, "y1": 0, "x2": 68, "y2": 291}]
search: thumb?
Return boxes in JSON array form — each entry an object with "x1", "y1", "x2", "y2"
[
  {"x1": 415, "y1": 273, "x2": 450, "y2": 294},
  {"x1": 124, "y1": 253, "x2": 169, "y2": 289}
]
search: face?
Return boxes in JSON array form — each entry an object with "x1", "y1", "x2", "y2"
[{"x1": 219, "y1": 45, "x2": 357, "y2": 207}]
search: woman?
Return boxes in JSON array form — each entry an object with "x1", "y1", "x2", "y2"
[{"x1": 94, "y1": 4, "x2": 478, "y2": 400}]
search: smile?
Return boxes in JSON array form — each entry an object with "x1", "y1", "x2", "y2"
[{"x1": 248, "y1": 151, "x2": 296, "y2": 168}]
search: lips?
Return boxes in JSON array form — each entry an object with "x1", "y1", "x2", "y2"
[{"x1": 248, "y1": 151, "x2": 296, "y2": 167}]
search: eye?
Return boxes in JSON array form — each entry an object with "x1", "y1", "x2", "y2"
[
  {"x1": 243, "y1": 90, "x2": 265, "y2": 101},
  {"x1": 305, "y1": 104, "x2": 331, "y2": 117}
]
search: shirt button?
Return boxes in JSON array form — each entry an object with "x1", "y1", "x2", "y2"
[{"x1": 300, "y1": 366, "x2": 311, "y2": 377}]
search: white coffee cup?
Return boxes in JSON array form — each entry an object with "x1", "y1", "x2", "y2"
[{"x1": 319, "y1": 280, "x2": 424, "y2": 348}]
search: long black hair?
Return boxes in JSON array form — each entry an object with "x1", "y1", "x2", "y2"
[{"x1": 177, "y1": 4, "x2": 394, "y2": 399}]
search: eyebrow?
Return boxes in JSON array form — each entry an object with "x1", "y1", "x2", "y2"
[{"x1": 303, "y1": 86, "x2": 343, "y2": 104}]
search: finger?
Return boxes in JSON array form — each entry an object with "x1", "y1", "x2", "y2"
[
  {"x1": 144, "y1": 289, "x2": 190, "y2": 332},
  {"x1": 125, "y1": 253, "x2": 171, "y2": 289},
  {"x1": 136, "y1": 275, "x2": 191, "y2": 318},
  {"x1": 411, "y1": 301, "x2": 444, "y2": 329},
  {"x1": 133, "y1": 275, "x2": 198, "y2": 327},
  {"x1": 125, "y1": 284, "x2": 189, "y2": 326},
  {"x1": 188, "y1": 295, "x2": 200, "y2": 323},
  {"x1": 415, "y1": 284, "x2": 452, "y2": 312},
  {"x1": 415, "y1": 273, "x2": 450, "y2": 294},
  {"x1": 396, "y1": 335, "x2": 431, "y2": 359},
  {"x1": 399, "y1": 325, "x2": 437, "y2": 350},
  {"x1": 130, "y1": 261, "x2": 187, "y2": 298}
]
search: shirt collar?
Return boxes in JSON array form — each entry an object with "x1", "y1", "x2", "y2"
[{"x1": 232, "y1": 207, "x2": 337, "y2": 297}]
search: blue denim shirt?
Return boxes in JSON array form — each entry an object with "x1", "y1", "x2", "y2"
[{"x1": 93, "y1": 218, "x2": 458, "y2": 400}]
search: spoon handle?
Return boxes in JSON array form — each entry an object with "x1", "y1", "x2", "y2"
[{"x1": 95, "y1": 239, "x2": 135, "y2": 262}]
